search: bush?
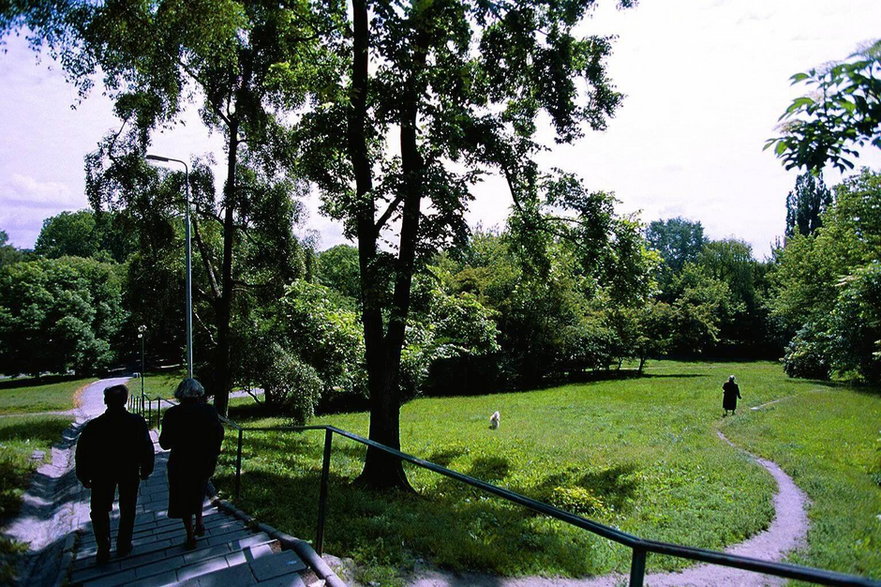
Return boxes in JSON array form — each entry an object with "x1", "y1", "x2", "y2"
[
  {"x1": 783, "y1": 325, "x2": 831, "y2": 380},
  {"x1": 260, "y1": 345, "x2": 323, "y2": 424}
]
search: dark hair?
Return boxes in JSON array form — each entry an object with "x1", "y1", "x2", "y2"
[{"x1": 104, "y1": 384, "x2": 129, "y2": 407}]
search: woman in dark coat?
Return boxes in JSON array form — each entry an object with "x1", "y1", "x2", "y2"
[
  {"x1": 722, "y1": 375, "x2": 742, "y2": 416},
  {"x1": 159, "y1": 378, "x2": 224, "y2": 549}
]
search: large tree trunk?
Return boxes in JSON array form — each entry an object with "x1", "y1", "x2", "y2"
[
  {"x1": 212, "y1": 123, "x2": 239, "y2": 417},
  {"x1": 347, "y1": 0, "x2": 417, "y2": 490}
]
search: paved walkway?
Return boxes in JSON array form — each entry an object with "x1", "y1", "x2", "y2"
[
  {"x1": 68, "y1": 438, "x2": 311, "y2": 586},
  {"x1": 3, "y1": 378, "x2": 340, "y2": 587}
]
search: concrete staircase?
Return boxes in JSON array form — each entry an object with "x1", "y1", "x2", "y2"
[{"x1": 67, "y1": 443, "x2": 318, "y2": 586}]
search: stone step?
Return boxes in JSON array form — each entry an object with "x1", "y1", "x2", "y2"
[
  {"x1": 75, "y1": 541, "x2": 308, "y2": 587},
  {"x1": 70, "y1": 532, "x2": 275, "y2": 585}
]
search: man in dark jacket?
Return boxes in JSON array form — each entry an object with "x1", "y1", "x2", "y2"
[{"x1": 75, "y1": 384, "x2": 154, "y2": 563}]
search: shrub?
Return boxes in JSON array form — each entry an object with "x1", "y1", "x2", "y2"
[
  {"x1": 261, "y1": 345, "x2": 323, "y2": 424},
  {"x1": 783, "y1": 325, "x2": 831, "y2": 380}
]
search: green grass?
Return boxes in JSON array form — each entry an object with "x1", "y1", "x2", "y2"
[
  {"x1": 131, "y1": 369, "x2": 187, "y2": 401},
  {"x1": 213, "y1": 360, "x2": 881, "y2": 583},
  {"x1": 0, "y1": 414, "x2": 72, "y2": 582},
  {"x1": 0, "y1": 377, "x2": 95, "y2": 415},
  {"x1": 723, "y1": 385, "x2": 881, "y2": 579}
]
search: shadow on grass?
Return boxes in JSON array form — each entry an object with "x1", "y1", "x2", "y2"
[
  {"x1": 218, "y1": 465, "x2": 625, "y2": 578},
  {"x1": 214, "y1": 433, "x2": 636, "y2": 579}
]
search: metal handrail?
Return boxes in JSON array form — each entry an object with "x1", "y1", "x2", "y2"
[{"x1": 215, "y1": 419, "x2": 880, "y2": 587}]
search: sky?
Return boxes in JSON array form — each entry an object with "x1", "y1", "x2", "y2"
[{"x1": 1, "y1": 0, "x2": 880, "y2": 259}]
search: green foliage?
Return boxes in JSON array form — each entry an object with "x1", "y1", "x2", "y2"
[
  {"x1": 767, "y1": 39, "x2": 881, "y2": 172},
  {"x1": 786, "y1": 173, "x2": 832, "y2": 238},
  {"x1": 261, "y1": 346, "x2": 322, "y2": 425},
  {"x1": 782, "y1": 324, "x2": 832, "y2": 380},
  {"x1": 316, "y1": 245, "x2": 361, "y2": 303},
  {"x1": 0, "y1": 257, "x2": 125, "y2": 376},
  {"x1": 772, "y1": 169, "x2": 881, "y2": 382},
  {"x1": 0, "y1": 231, "x2": 27, "y2": 268},
  {"x1": 646, "y1": 216, "x2": 708, "y2": 281},
  {"x1": 34, "y1": 210, "x2": 135, "y2": 262}
]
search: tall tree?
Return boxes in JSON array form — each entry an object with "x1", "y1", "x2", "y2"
[
  {"x1": 5, "y1": 1, "x2": 331, "y2": 413},
  {"x1": 767, "y1": 39, "x2": 881, "y2": 171},
  {"x1": 645, "y1": 217, "x2": 707, "y2": 292},
  {"x1": 785, "y1": 172, "x2": 832, "y2": 238},
  {"x1": 646, "y1": 217, "x2": 706, "y2": 272},
  {"x1": 299, "y1": 0, "x2": 632, "y2": 488}
]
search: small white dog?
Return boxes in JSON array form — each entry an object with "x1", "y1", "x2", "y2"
[{"x1": 489, "y1": 410, "x2": 500, "y2": 430}]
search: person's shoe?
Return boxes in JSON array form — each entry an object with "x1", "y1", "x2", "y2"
[
  {"x1": 194, "y1": 522, "x2": 205, "y2": 537},
  {"x1": 117, "y1": 543, "x2": 132, "y2": 557},
  {"x1": 184, "y1": 537, "x2": 197, "y2": 551},
  {"x1": 96, "y1": 548, "x2": 111, "y2": 564}
]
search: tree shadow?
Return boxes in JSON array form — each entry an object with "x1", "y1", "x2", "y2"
[{"x1": 218, "y1": 465, "x2": 627, "y2": 579}]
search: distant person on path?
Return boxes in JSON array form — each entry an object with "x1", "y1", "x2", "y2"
[
  {"x1": 159, "y1": 378, "x2": 224, "y2": 549},
  {"x1": 722, "y1": 375, "x2": 742, "y2": 416},
  {"x1": 75, "y1": 384, "x2": 154, "y2": 563}
]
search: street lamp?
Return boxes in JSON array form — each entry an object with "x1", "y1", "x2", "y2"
[
  {"x1": 137, "y1": 324, "x2": 146, "y2": 414},
  {"x1": 146, "y1": 154, "x2": 193, "y2": 379}
]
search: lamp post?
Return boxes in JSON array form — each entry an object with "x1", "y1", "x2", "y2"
[
  {"x1": 146, "y1": 154, "x2": 193, "y2": 379},
  {"x1": 137, "y1": 324, "x2": 146, "y2": 414}
]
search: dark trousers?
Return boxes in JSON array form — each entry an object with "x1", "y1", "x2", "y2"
[{"x1": 90, "y1": 475, "x2": 140, "y2": 552}]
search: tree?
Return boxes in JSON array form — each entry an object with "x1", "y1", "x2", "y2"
[
  {"x1": 767, "y1": 39, "x2": 881, "y2": 171},
  {"x1": 35, "y1": 210, "x2": 101, "y2": 259},
  {"x1": 4, "y1": 1, "x2": 332, "y2": 413},
  {"x1": 772, "y1": 169, "x2": 881, "y2": 383},
  {"x1": 296, "y1": 0, "x2": 633, "y2": 489},
  {"x1": 35, "y1": 210, "x2": 135, "y2": 262},
  {"x1": 785, "y1": 173, "x2": 832, "y2": 238},
  {"x1": 646, "y1": 217, "x2": 707, "y2": 276},
  {"x1": 316, "y1": 244, "x2": 361, "y2": 303},
  {"x1": 0, "y1": 257, "x2": 125, "y2": 376},
  {"x1": 0, "y1": 231, "x2": 26, "y2": 268}
]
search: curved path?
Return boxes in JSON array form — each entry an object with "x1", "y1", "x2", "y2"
[{"x1": 407, "y1": 430, "x2": 810, "y2": 587}]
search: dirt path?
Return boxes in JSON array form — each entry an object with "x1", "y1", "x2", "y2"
[{"x1": 405, "y1": 432, "x2": 810, "y2": 587}]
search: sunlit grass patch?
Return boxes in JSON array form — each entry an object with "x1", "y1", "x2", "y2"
[
  {"x1": 0, "y1": 377, "x2": 94, "y2": 414},
  {"x1": 217, "y1": 361, "x2": 807, "y2": 581},
  {"x1": 723, "y1": 385, "x2": 881, "y2": 579}
]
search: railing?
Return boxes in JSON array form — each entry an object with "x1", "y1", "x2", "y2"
[{"x1": 214, "y1": 420, "x2": 880, "y2": 587}]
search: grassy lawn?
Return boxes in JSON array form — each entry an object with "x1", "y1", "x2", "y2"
[
  {"x1": 0, "y1": 377, "x2": 95, "y2": 415},
  {"x1": 0, "y1": 414, "x2": 73, "y2": 582},
  {"x1": 215, "y1": 360, "x2": 881, "y2": 584},
  {"x1": 724, "y1": 384, "x2": 881, "y2": 579}
]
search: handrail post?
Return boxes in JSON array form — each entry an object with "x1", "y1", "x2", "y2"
[
  {"x1": 629, "y1": 546, "x2": 647, "y2": 587},
  {"x1": 235, "y1": 428, "x2": 244, "y2": 500},
  {"x1": 315, "y1": 428, "x2": 333, "y2": 555}
]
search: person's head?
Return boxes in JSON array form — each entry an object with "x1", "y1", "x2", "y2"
[
  {"x1": 174, "y1": 378, "x2": 205, "y2": 402},
  {"x1": 729, "y1": 375, "x2": 736, "y2": 382},
  {"x1": 104, "y1": 384, "x2": 129, "y2": 408}
]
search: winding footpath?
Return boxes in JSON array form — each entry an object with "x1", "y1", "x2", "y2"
[{"x1": 408, "y1": 422, "x2": 810, "y2": 587}]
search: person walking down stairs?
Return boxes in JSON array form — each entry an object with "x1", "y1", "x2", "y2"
[{"x1": 75, "y1": 384, "x2": 155, "y2": 563}]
